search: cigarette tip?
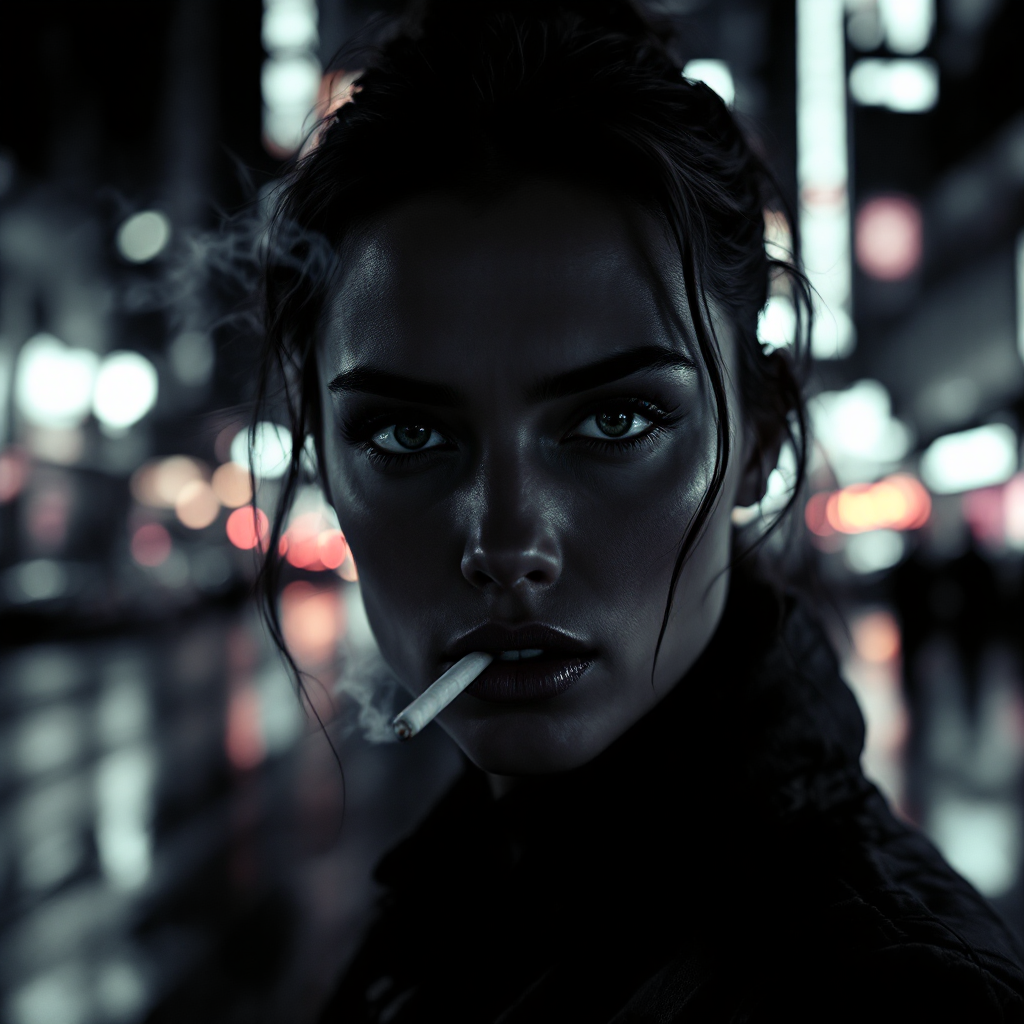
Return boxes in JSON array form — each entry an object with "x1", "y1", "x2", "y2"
[{"x1": 393, "y1": 717, "x2": 415, "y2": 741}]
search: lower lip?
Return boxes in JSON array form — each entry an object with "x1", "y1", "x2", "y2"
[{"x1": 464, "y1": 654, "x2": 595, "y2": 703}]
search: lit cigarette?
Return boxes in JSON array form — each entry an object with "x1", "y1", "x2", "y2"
[{"x1": 392, "y1": 651, "x2": 493, "y2": 740}]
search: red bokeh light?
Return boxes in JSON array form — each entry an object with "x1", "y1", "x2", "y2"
[
  {"x1": 279, "y1": 514, "x2": 348, "y2": 572},
  {"x1": 226, "y1": 506, "x2": 269, "y2": 550},
  {"x1": 280, "y1": 581, "x2": 347, "y2": 669},
  {"x1": 317, "y1": 529, "x2": 347, "y2": 570},
  {"x1": 226, "y1": 681, "x2": 264, "y2": 771},
  {"x1": 281, "y1": 512, "x2": 321, "y2": 568},
  {"x1": 855, "y1": 196, "x2": 923, "y2": 282},
  {"x1": 0, "y1": 447, "x2": 30, "y2": 503},
  {"x1": 131, "y1": 522, "x2": 172, "y2": 567}
]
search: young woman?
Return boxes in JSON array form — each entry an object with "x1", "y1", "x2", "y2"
[{"x1": 254, "y1": 1, "x2": 1024, "y2": 1019}]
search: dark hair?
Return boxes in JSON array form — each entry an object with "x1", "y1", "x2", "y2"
[{"x1": 253, "y1": 0, "x2": 810, "y2": 684}]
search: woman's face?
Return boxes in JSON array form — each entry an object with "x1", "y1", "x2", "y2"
[{"x1": 318, "y1": 181, "x2": 754, "y2": 774}]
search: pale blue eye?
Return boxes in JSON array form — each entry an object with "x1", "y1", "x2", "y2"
[
  {"x1": 372, "y1": 424, "x2": 447, "y2": 453},
  {"x1": 573, "y1": 411, "x2": 653, "y2": 440}
]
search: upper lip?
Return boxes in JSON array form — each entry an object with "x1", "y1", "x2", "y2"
[{"x1": 440, "y1": 623, "x2": 594, "y2": 669}]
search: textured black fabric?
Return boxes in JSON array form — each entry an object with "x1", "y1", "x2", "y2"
[{"x1": 320, "y1": 580, "x2": 1024, "y2": 1022}]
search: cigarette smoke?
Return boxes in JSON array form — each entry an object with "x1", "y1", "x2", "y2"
[{"x1": 333, "y1": 584, "x2": 401, "y2": 744}]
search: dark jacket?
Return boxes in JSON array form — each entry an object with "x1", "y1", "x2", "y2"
[{"x1": 320, "y1": 581, "x2": 1024, "y2": 1022}]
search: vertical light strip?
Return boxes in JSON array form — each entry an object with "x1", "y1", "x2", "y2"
[
  {"x1": 1016, "y1": 230, "x2": 1024, "y2": 366},
  {"x1": 797, "y1": 0, "x2": 855, "y2": 359},
  {"x1": 261, "y1": 0, "x2": 321, "y2": 156}
]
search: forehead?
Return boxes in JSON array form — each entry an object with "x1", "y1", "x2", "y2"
[{"x1": 320, "y1": 182, "x2": 689, "y2": 381}]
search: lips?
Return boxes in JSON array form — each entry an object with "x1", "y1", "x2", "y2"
[{"x1": 440, "y1": 623, "x2": 596, "y2": 704}]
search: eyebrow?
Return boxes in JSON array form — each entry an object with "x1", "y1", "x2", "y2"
[
  {"x1": 527, "y1": 345, "x2": 697, "y2": 401},
  {"x1": 326, "y1": 344, "x2": 696, "y2": 408},
  {"x1": 327, "y1": 367, "x2": 465, "y2": 407}
]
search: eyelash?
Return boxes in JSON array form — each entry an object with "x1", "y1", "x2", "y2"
[
  {"x1": 567, "y1": 398, "x2": 678, "y2": 453},
  {"x1": 348, "y1": 397, "x2": 679, "y2": 465}
]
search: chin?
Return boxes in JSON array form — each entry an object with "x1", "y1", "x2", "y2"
[{"x1": 440, "y1": 705, "x2": 623, "y2": 776}]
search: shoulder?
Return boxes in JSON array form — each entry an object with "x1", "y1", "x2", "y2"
[{"x1": 737, "y1": 789, "x2": 1024, "y2": 1022}]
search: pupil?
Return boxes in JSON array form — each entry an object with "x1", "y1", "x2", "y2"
[
  {"x1": 597, "y1": 412, "x2": 632, "y2": 438},
  {"x1": 395, "y1": 424, "x2": 429, "y2": 449}
]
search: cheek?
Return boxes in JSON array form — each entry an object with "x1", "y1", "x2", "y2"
[{"x1": 322, "y1": 433, "x2": 464, "y2": 672}]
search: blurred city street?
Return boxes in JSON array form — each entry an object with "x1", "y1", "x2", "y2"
[{"x1": 1, "y1": 0, "x2": 1022, "y2": 1021}]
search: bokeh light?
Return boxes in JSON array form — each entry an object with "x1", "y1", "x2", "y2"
[
  {"x1": 920, "y1": 424, "x2": 1019, "y2": 495},
  {"x1": 229, "y1": 422, "x2": 292, "y2": 480},
  {"x1": 226, "y1": 507, "x2": 269, "y2": 550},
  {"x1": 14, "y1": 334, "x2": 99, "y2": 429},
  {"x1": 962, "y1": 473, "x2": 1024, "y2": 550},
  {"x1": 757, "y1": 295, "x2": 797, "y2": 352},
  {"x1": 211, "y1": 461, "x2": 252, "y2": 508},
  {"x1": 280, "y1": 512, "x2": 321, "y2": 569},
  {"x1": 131, "y1": 457, "x2": 207, "y2": 509},
  {"x1": 0, "y1": 448, "x2": 30, "y2": 503},
  {"x1": 805, "y1": 474, "x2": 931, "y2": 536},
  {"x1": 280, "y1": 581, "x2": 346, "y2": 669},
  {"x1": 116, "y1": 210, "x2": 171, "y2": 263},
  {"x1": 682, "y1": 58, "x2": 735, "y2": 107},
  {"x1": 810, "y1": 380, "x2": 912, "y2": 485},
  {"x1": 849, "y1": 58, "x2": 939, "y2": 113},
  {"x1": 855, "y1": 196, "x2": 923, "y2": 281},
  {"x1": 174, "y1": 480, "x2": 220, "y2": 530},
  {"x1": 226, "y1": 682, "x2": 265, "y2": 771},
  {"x1": 338, "y1": 552, "x2": 358, "y2": 582},
  {"x1": 852, "y1": 611, "x2": 902, "y2": 664},
  {"x1": 130, "y1": 523, "x2": 172, "y2": 568},
  {"x1": 845, "y1": 529, "x2": 906, "y2": 573},
  {"x1": 92, "y1": 351, "x2": 159, "y2": 430},
  {"x1": 318, "y1": 530, "x2": 347, "y2": 570}
]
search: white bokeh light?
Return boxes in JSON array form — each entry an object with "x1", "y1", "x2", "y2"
[
  {"x1": 920, "y1": 424, "x2": 1019, "y2": 495},
  {"x1": 757, "y1": 295, "x2": 797, "y2": 353},
  {"x1": 878, "y1": 0, "x2": 934, "y2": 55},
  {"x1": 92, "y1": 351, "x2": 159, "y2": 430},
  {"x1": 811, "y1": 379, "x2": 913, "y2": 485},
  {"x1": 14, "y1": 333, "x2": 99, "y2": 429},
  {"x1": 682, "y1": 59, "x2": 735, "y2": 107},
  {"x1": 116, "y1": 210, "x2": 172, "y2": 263},
  {"x1": 231, "y1": 422, "x2": 293, "y2": 479},
  {"x1": 262, "y1": 0, "x2": 318, "y2": 51},
  {"x1": 849, "y1": 58, "x2": 939, "y2": 113}
]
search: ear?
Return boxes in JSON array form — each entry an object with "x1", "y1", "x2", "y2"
[{"x1": 735, "y1": 419, "x2": 785, "y2": 508}]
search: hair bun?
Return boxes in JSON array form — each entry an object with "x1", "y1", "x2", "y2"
[{"x1": 405, "y1": 0, "x2": 663, "y2": 44}]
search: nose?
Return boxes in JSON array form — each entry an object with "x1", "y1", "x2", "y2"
[
  {"x1": 460, "y1": 468, "x2": 562, "y2": 596},
  {"x1": 461, "y1": 539, "x2": 561, "y2": 593}
]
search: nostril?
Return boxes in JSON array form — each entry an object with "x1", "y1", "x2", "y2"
[
  {"x1": 461, "y1": 545, "x2": 561, "y2": 591},
  {"x1": 470, "y1": 569, "x2": 494, "y2": 589}
]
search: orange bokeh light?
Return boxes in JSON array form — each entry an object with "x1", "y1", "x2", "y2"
[
  {"x1": 226, "y1": 506, "x2": 269, "y2": 550},
  {"x1": 131, "y1": 522, "x2": 172, "y2": 567},
  {"x1": 211, "y1": 461, "x2": 252, "y2": 508},
  {"x1": 175, "y1": 479, "x2": 220, "y2": 529},
  {"x1": 131, "y1": 456, "x2": 207, "y2": 509},
  {"x1": 852, "y1": 611, "x2": 901, "y2": 664},
  {"x1": 805, "y1": 474, "x2": 930, "y2": 536}
]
